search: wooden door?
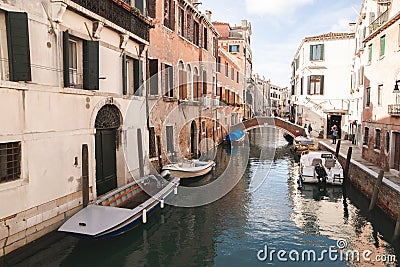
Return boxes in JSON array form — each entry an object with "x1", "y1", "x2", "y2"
[{"x1": 95, "y1": 129, "x2": 117, "y2": 196}]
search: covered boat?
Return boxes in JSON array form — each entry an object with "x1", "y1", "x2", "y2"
[
  {"x1": 225, "y1": 130, "x2": 246, "y2": 144},
  {"x1": 299, "y1": 151, "x2": 344, "y2": 186},
  {"x1": 162, "y1": 159, "x2": 215, "y2": 179},
  {"x1": 292, "y1": 136, "x2": 317, "y2": 156},
  {"x1": 58, "y1": 175, "x2": 179, "y2": 238}
]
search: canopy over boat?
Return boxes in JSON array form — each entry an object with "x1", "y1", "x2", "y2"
[{"x1": 225, "y1": 130, "x2": 245, "y2": 142}]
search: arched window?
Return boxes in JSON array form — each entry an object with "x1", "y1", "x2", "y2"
[
  {"x1": 178, "y1": 61, "x2": 187, "y2": 100},
  {"x1": 193, "y1": 67, "x2": 200, "y2": 100}
]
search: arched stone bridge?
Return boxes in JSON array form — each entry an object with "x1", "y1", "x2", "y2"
[{"x1": 230, "y1": 117, "x2": 306, "y2": 138}]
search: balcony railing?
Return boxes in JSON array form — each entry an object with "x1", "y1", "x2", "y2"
[
  {"x1": 368, "y1": 10, "x2": 388, "y2": 34},
  {"x1": 388, "y1": 104, "x2": 400, "y2": 116},
  {"x1": 70, "y1": 0, "x2": 151, "y2": 42}
]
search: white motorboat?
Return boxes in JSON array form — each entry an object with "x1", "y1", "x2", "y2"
[
  {"x1": 58, "y1": 175, "x2": 179, "y2": 238},
  {"x1": 162, "y1": 159, "x2": 215, "y2": 179},
  {"x1": 299, "y1": 151, "x2": 344, "y2": 186}
]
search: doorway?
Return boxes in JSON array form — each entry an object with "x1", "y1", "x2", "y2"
[
  {"x1": 95, "y1": 105, "x2": 121, "y2": 196},
  {"x1": 327, "y1": 115, "x2": 342, "y2": 138},
  {"x1": 190, "y1": 120, "x2": 198, "y2": 159},
  {"x1": 393, "y1": 133, "x2": 400, "y2": 171}
]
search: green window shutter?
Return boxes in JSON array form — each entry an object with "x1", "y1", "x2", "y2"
[
  {"x1": 122, "y1": 54, "x2": 127, "y2": 95},
  {"x1": 133, "y1": 58, "x2": 141, "y2": 95},
  {"x1": 320, "y1": 44, "x2": 324, "y2": 60},
  {"x1": 6, "y1": 12, "x2": 31, "y2": 82},
  {"x1": 63, "y1": 31, "x2": 70, "y2": 87},
  {"x1": 309, "y1": 45, "x2": 313, "y2": 61},
  {"x1": 320, "y1": 75, "x2": 324, "y2": 95},
  {"x1": 83, "y1": 40, "x2": 99, "y2": 90}
]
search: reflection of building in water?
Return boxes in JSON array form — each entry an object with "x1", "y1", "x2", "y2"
[{"x1": 287, "y1": 160, "x2": 396, "y2": 265}]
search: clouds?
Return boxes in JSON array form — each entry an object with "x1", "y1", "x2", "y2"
[{"x1": 245, "y1": 0, "x2": 315, "y2": 16}]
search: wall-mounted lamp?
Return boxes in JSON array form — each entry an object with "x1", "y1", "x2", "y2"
[{"x1": 394, "y1": 80, "x2": 400, "y2": 93}]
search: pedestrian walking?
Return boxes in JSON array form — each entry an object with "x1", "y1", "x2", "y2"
[
  {"x1": 332, "y1": 125, "x2": 338, "y2": 144},
  {"x1": 308, "y1": 124, "x2": 312, "y2": 134}
]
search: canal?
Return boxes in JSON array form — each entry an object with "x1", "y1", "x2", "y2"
[{"x1": 1, "y1": 128, "x2": 399, "y2": 266}]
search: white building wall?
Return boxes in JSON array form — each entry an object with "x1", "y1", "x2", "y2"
[{"x1": 0, "y1": 0, "x2": 150, "y2": 256}]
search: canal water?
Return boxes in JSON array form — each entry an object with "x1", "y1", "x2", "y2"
[{"x1": 2, "y1": 128, "x2": 399, "y2": 266}]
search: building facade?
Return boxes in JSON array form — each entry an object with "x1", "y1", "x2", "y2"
[
  {"x1": 354, "y1": 0, "x2": 400, "y2": 171},
  {"x1": 213, "y1": 20, "x2": 253, "y2": 119},
  {"x1": 0, "y1": 0, "x2": 153, "y2": 255},
  {"x1": 291, "y1": 32, "x2": 355, "y2": 138}
]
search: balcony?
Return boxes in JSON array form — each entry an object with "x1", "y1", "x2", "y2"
[
  {"x1": 368, "y1": 10, "x2": 388, "y2": 35},
  {"x1": 388, "y1": 104, "x2": 400, "y2": 116},
  {"x1": 70, "y1": 0, "x2": 152, "y2": 42}
]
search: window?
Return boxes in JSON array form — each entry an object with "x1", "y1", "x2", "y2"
[
  {"x1": 1, "y1": 12, "x2": 32, "y2": 82},
  {"x1": 378, "y1": 84, "x2": 383, "y2": 106},
  {"x1": 225, "y1": 62, "x2": 228, "y2": 77},
  {"x1": 149, "y1": 59, "x2": 158, "y2": 95},
  {"x1": 310, "y1": 44, "x2": 324, "y2": 61},
  {"x1": 203, "y1": 26, "x2": 208, "y2": 50},
  {"x1": 212, "y1": 37, "x2": 217, "y2": 57},
  {"x1": 68, "y1": 40, "x2": 79, "y2": 86},
  {"x1": 386, "y1": 132, "x2": 390, "y2": 153},
  {"x1": 295, "y1": 56, "x2": 300, "y2": 70},
  {"x1": 368, "y1": 44, "x2": 372, "y2": 63},
  {"x1": 217, "y1": 56, "x2": 221, "y2": 73},
  {"x1": 300, "y1": 77, "x2": 304, "y2": 95},
  {"x1": 358, "y1": 66, "x2": 364, "y2": 86},
  {"x1": 163, "y1": 0, "x2": 175, "y2": 31},
  {"x1": 186, "y1": 14, "x2": 192, "y2": 42},
  {"x1": 201, "y1": 121, "x2": 206, "y2": 134},
  {"x1": 236, "y1": 71, "x2": 239, "y2": 83},
  {"x1": 134, "y1": 0, "x2": 144, "y2": 14},
  {"x1": 307, "y1": 75, "x2": 324, "y2": 95},
  {"x1": 63, "y1": 31, "x2": 99, "y2": 90},
  {"x1": 229, "y1": 45, "x2": 239, "y2": 53},
  {"x1": 231, "y1": 67, "x2": 234, "y2": 80},
  {"x1": 364, "y1": 127, "x2": 369, "y2": 145},
  {"x1": 375, "y1": 129, "x2": 381, "y2": 149},
  {"x1": 398, "y1": 24, "x2": 400, "y2": 48},
  {"x1": 149, "y1": 127, "x2": 156, "y2": 158},
  {"x1": 123, "y1": 55, "x2": 142, "y2": 95},
  {"x1": 366, "y1": 86, "x2": 371, "y2": 107},
  {"x1": 166, "y1": 126, "x2": 174, "y2": 153},
  {"x1": 380, "y1": 35, "x2": 386, "y2": 57},
  {"x1": 202, "y1": 70, "x2": 207, "y2": 95},
  {"x1": 193, "y1": 21, "x2": 199, "y2": 46},
  {"x1": 0, "y1": 142, "x2": 21, "y2": 183},
  {"x1": 148, "y1": 0, "x2": 156, "y2": 18},
  {"x1": 178, "y1": 7, "x2": 185, "y2": 37},
  {"x1": 162, "y1": 63, "x2": 173, "y2": 97}
]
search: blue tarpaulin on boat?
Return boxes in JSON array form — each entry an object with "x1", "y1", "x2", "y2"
[{"x1": 226, "y1": 130, "x2": 245, "y2": 141}]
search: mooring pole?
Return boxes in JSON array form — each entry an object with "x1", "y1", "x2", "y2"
[
  {"x1": 394, "y1": 214, "x2": 400, "y2": 239},
  {"x1": 369, "y1": 170, "x2": 385, "y2": 211},
  {"x1": 343, "y1": 147, "x2": 352, "y2": 185},
  {"x1": 335, "y1": 139, "x2": 341, "y2": 158}
]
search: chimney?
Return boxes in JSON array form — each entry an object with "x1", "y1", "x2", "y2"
[
  {"x1": 205, "y1": 10, "x2": 212, "y2": 21},
  {"x1": 348, "y1": 22, "x2": 356, "y2": 32}
]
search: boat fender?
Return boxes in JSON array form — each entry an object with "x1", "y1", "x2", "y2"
[
  {"x1": 161, "y1": 170, "x2": 170, "y2": 179},
  {"x1": 142, "y1": 209, "x2": 147, "y2": 223}
]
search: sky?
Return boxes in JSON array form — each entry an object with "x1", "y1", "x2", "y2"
[{"x1": 200, "y1": 0, "x2": 362, "y2": 87}]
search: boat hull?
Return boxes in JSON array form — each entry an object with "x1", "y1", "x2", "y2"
[
  {"x1": 58, "y1": 176, "x2": 180, "y2": 238},
  {"x1": 162, "y1": 161, "x2": 215, "y2": 179},
  {"x1": 299, "y1": 152, "x2": 344, "y2": 186}
]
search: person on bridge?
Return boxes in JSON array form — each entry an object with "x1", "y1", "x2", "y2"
[{"x1": 332, "y1": 125, "x2": 338, "y2": 144}]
